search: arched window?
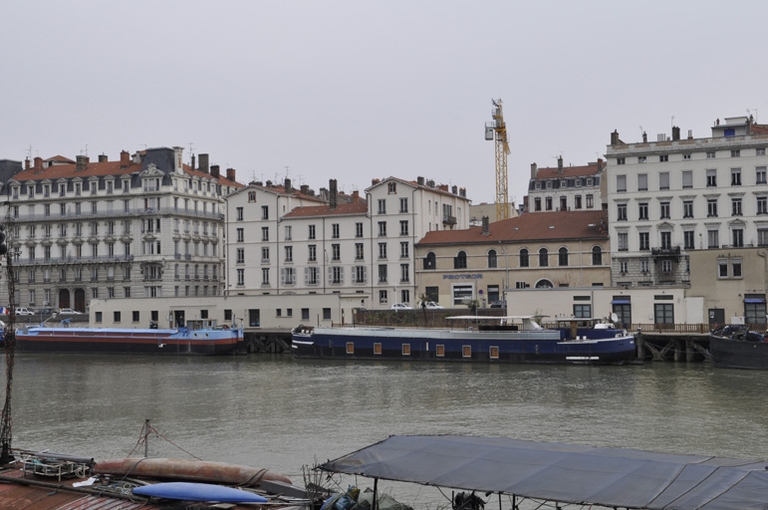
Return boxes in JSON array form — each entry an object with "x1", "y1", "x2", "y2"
[
  {"x1": 539, "y1": 248, "x2": 549, "y2": 267},
  {"x1": 519, "y1": 248, "x2": 529, "y2": 268},
  {"x1": 535, "y1": 279, "x2": 554, "y2": 288},
  {"x1": 592, "y1": 246, "x2": 603, "y2": 266},
  {"x1": 488, "y1": 249, "x2": 497, "y2": 268},
  {"x1": 423, "y1": 252, "x2": 436, "y2": 270},
  {"x1": 558, "y1": 247, "x2": 568, "y2": 266},
  {"x1": 454, "y1": 251, "x2": 467, "y2": 269}
]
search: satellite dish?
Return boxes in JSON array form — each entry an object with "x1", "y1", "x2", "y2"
[{"x1": 610, "y1": 312, "x2": 619, "y2": 323}]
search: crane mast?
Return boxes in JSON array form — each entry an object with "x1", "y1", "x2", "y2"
[{"x1": 485, "y1": 99, "x2": 510, "y2": 221}]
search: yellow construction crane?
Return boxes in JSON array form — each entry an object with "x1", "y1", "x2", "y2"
[{"x1": 485, "y1": 99, "x2": 510, "y2": 221}]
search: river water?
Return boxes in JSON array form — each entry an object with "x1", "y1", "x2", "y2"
[{"x1": 6, "y1": 354, "x2": 768, "y2": 507}]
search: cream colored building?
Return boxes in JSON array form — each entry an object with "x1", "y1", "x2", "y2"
[{"x1": 415, "y1": 210, "x2": 611, "y2": 310}]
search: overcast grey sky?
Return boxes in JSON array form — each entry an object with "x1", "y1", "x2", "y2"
[{"x1": 4, "y1": 1, "x2": 767, "y2": 205}]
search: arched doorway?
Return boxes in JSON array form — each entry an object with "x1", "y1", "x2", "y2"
[
  {"x1": 74, "y1": 288, "x2": 86, "y2": 313},
  {"x1": 58, "y1": 289, "x2": 71, "y2": 309}
]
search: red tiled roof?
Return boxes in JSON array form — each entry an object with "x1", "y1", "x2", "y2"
[
  {"x1": 12, "y1": 156, "x2": 243, "y2": 188},
  {"x1": 283, "y1": 201, "x2": 368, "y2": 218},
  {"x1": 533, "y1": 162, "x2": 602, "y2": 180},
  {"x1": 417, "y1": 210, "x2": 608, "y2": 246}
]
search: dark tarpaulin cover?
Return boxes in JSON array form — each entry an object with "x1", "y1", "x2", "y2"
[{"x1": 318, "y1": 435, "x2": 768, "y2": 510}]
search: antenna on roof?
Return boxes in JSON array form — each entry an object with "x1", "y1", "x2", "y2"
[
  {"x1": 284, "y1": 165, "x2": 291, "y2": 178},
  {"x1": 26, "y1": 145, "x2": 32, "y2": 161},
  {"x1": 188, "y1": 142, "x2": 195, "y2": 159}
]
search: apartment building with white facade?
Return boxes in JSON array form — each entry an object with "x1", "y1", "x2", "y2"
[
  {"x1": 605, "y1": 116, "x2": 768, "y2": 325},
  {"x1": 224, "y1": 178, "x2": 328, "y2": 296},
  {"x1": 224, "y1": 175, "x2": 471, "y2": 309},
  {"x1": 1, "y1": 147, "x2": 241, "y2": 314},
  {"x1": 525, "y1": 156, "x2": 605, "y2": 213}
]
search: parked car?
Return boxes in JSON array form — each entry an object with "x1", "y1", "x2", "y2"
[
  {"x1": 37, "y1": 308, "x2": 56, "y2": 316},
  {"x1": 391, "y1": 303, "x2": 413, "y2": 311},
  {"x1": 420, "y1": 301, "x2": 444, "y2": 309},
  {"x1": 14, "y1": 307, "x2": 35, "y2": 316},
  {"x1": 58, "y1": 308, "x2": 83, "y2": 315},
  {"x1": 489, "y1": 300, "x2": 507, "y2": 309}
]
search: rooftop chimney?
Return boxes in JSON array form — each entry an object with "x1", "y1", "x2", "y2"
[
  {"x1": 284, "y1": 177, "x2": 292, "y2": 193},
  {"x1": 33, "y1": 157, "x2": 43, "y2": 172},
  {"x1": 329, "y1": 179, "x2": 338, "y2": 210},
  {"x1": 198, "y1": 154, "x2": 210, "y2": 174},
  {"x1": 610, "y1": 130, "x2": 620, "y2": 146},
  {"x1": 211, "y1": 165, "x2": 220, "y2": 178},
  {"x1": 98, "y1": 154, "x2": 108, "y2": 163},
  {"x1": 191, "y1": 154, "x2": 196, "y2": 170},
  {"x1": 672, "y1": 126, "x2": 681, "y2": 141},
  {"x1": 25, "y1": 158, "x2": 30, "y2": 171},
  {"x1": 352, "y1": 190, "x2": 359, "y2": 202},
  {"x1": 597, "y1": 158, "x2": 603, "y2": 171},
  {"x1": 557, "y1": 156, "x2": 563, "y2": 175},
  {"x1": 76, "y1": 155, "x2": 89, "y2": 172},
  {"x1": 642, "y1": 131, "x2": 648, "y2": 143},
  {"x1": 300, "y1": 184, "x2": 309, "y2": 194},
  {"x1": 417, "y1": 176, "x2": 425, "y2": 186},
  {"x1": 120, "y1": 150, "x2": 130, "y2": 166},
  {"x1": 226, "y1": 168, "x2": 235, "y2": 182},
  {"x1": 173, "y1": 146, "x2": 184, "y2": 174},
  {"x1": 481, "y1": 216, "x2": 489, "y2": 235},
  {"x1": 530, "y1": 162, "x2": 538, "y2": 179},
  {"x1": 452, "y1": 185, "x2": 458, "y2": 194}
]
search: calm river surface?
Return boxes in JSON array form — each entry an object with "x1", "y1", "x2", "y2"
[{"x1": 5, "y1": 354, "x2": 768, "y2": 506}]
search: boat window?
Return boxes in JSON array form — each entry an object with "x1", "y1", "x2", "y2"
[
  {"x1": 489, "y1": 346, "x2": 499, "y2": 359},
  {"x1": 346, "y1": 342, "x2": 354, "y2": 355},
  {"x1": 462, "y1": 345, "x2": 472, "y2": 358},
  {"x1": 373, "y1": 343, "x2": 382, "y2": 355},
  {"x1": 436, "y1": 344, "x2": 445, "y2": 357},
  {"x1": 401, "y1": 344, "x2": 411, "y2": 356}
]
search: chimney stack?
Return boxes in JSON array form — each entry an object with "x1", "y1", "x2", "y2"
[
  {"x1": 329, "y1": 179, "x2": 338, "y2": 209},
  {"x1": 417, "y1": 176, "x2": 425, "y2": 186},
  {"x1": 33, "y1": 157, "x2": 43, "y2": 172},
  {"x1": 642, "y1": 131, "x2": 648, "y2": 143},
  {"x1": 530, "y1": 163, "x2": 538, "y2": 179},
  {"x1": 211, "y1": 165, "x2": 220, "y2": 178},
  {"x1": 25, "y1": 158, "x2": 30, "y2": 171},
  {"x1": 597, "y1": 158, "x2": 603, "y2": 171},
  {"x1": 300, "y1": 184, "x2": 309, "y2": 194},
  {"x1": 226, "y1": 168, "x2": 236, "y2": 182},
  {"x1": 610, "y1": 130, "x2": 620, "y2": 146},
  {"x1": 120, "y1": 150, "x2": 130, "y2": 166},
  {"x1": 284, "y1": 177, "x2": 292, "y2": 193},
  {"x1": 352, "y1": 190, "x2": 359, "y2": 202},
  {"x1": 76, "y1": 155, "x2": 88, "y2": 172},
  {"x1": 191, "y1": 154, "x2": 196, "y2": 170},
  {"x1": 199, "y1": 154, "x2": 210, "y2": 174},
  {"x1": 481, "y1": 216, "x2": 489, "y2": 235},
  {"x1": 672, "y1": 126, "x2": 681, "y2": 141},
  {"x1": 98, "y1": 154, "x2": 108, "y2": 163},
  {"x1": 557, "y1": 156, "x2": 563, "y2": 175}
]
